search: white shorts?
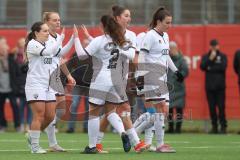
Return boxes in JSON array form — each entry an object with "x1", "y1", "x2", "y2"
[
  {"x1": 144, "y1": 85, "x2": 169, "y2": 103},
  {"x1": 49, "y1": 69, "x2": 65, "y2": 96},
  {"x1": 25, "y1": 89, "x2": 56, "y2": 102},
  {"x1": 88, "y1": 83, "x2": 128, "y2": 105}
]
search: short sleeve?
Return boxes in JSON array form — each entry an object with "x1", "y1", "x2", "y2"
[
  {"x1": 140, "y1": 32, "x2": 153, "y2": 53},
  {"x1": 136, "y1": 32, "x2": 146, "y2": 52},
  {"x1": 85, "y1": 37, "x2": 100, "y2": 56},
  {"x1": 130, "y1": 33, "x2": 137, "y2": 49},
  {"x1": 26, "y1": 40, "x2": 46, "y2": 56}
]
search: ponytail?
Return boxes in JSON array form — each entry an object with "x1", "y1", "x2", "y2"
[
  {"x1": 149, "y1": 7, "x2": 171, "y2": 29},
  {"x1": 101, "y1": 15, "x2": 126, "y2": 47},
  {"x1": 24, "y1": 32, "x2": 35, "y2": 52},
  {"x1": 24, "y1": 21, "x2": 44, "y2": 51}
]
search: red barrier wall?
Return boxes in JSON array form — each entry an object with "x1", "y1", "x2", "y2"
[{"x1": 1, "y1": 24, "x2": 240, "y2": 120}]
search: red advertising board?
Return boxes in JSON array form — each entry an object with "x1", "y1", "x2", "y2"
[{"x1": 1, "y1": 24, "x2": 240, "y2": 120}]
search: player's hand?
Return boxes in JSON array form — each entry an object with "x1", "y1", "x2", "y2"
[
  {"x1": 73, "y1": 24, "x2": 79, "y2": 38},
  {"x1": 209, "y1": 50, "x2": 217, "y2": 60},
  {"x1": 175, "y1": 71, "x2": 184, "y2": 82},
  {"x1": 81, "y1": 25, "x2": 92, "y2": 40},
  {"x1": 67, "y1": 74, "x2": 76, "y2": 86},
  {"x1": 136, "y1": 76, "x2": 144, "y2": 90}
]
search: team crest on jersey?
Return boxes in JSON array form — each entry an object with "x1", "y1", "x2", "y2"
[
  {"x1": 33, "y1": 94, "x2": 39, "y2": 99},
  {"x1": 159, "y1": 40, "x2": 162, "y2": 44}
]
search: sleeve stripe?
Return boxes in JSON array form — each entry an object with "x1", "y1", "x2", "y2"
[
  {"x1": 39, "y1": 47, "x2": 46, "y2": 56},
  {"x1": 83, "y1": 48, "x2": 91, "y2": 56},
  {"x1": 140, "y1": 48, "x2": 149, "y2": 53},
  {"x1": 55, "y1": 48, "x2": 61, "y2": 56}
]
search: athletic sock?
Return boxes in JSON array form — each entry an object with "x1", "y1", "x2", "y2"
[
  {"x1": 154, "y1": 113, "x2": 165, "y2": 147},
  {"x1": 88, "y1": 117, "x2": 100, "y2": 148},
  {"x1": 126, "y1": 127, "x2": 140, "y2": 147},
  {"x1": 144, "y1": 126, "x2": 154, "y2": 145},
  {"x1": 45, "y1": 120, "x2": 57, "y2": 147},
  {"x1": 29, "y1": 130, "x2": 40, "y2": 150},
  {"x1": 107, "y1": 112, "x2": 125, "y2": 135},
  {"x1": 96, "y1": 132, "x2": 104, "y2": 144},
  {"x1": 133, "y1": 112, "x2": 150, "y2": 128}
]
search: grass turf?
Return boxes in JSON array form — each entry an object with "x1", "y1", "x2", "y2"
[{"x1": 0, "y1": 132, "x2": 239, "y2": 160}]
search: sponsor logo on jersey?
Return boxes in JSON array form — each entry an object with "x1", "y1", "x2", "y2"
[
  {"x1": 43, "y1": 58, "x2": 52, "y2": 64},
  {"x1": 161, "y1": 49, "x2": 169, "y2": 55}
]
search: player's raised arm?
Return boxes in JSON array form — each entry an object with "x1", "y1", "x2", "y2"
[{"x1": 73, "y1": 25, "x2": 89, "y2": 60}]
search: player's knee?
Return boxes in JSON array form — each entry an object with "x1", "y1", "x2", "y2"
[
  {"x1": 36, "y1": 114, "x2": 45, "y2": 124},
  {"x1": 45, "y1": 113, "x2": 55, "y2": 123},
  {"x1": 117, "y1": 103, "x2": 131, "y2": 114}
]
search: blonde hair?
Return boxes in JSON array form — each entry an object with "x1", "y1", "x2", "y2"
[{"x1": 42, "y1": 12, "x2": 59, "y2": 22}]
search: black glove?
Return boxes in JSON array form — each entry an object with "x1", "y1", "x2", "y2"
[
  {"x1": 175, "y1": 71, "x2": 184, "y2": 82},
  {"x1": 21, "y1": 62, "x2": 29, "y2": 73},
  {"x1": 136, "y1": 76, "x2": 144, "y2": 90}
]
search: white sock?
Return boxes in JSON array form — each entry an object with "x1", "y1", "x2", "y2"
[
  {"x1": 107, "y1": 112, "x2": 125, "y2": 135},
  {"x1": 88, "y1": 117, "x2": 100, "y2": 148},
  {"x1": 45, "y1": 120, "x2": 57, "y2": 147},
  {"x1": 133, "y1": 112, "x2": 150, "y2": 128},
  {"x1": 29, "y1": 130, "x2": 40, "y2": 150},
  {"x1": 96, "y1": 132, "x2": 104, "y2": 144},
  {"x1": 154, "y1": 113, "x2": 165, "y2": 147},
  {"x1": 145, "y1": 126, "x2": 154, "y2": 145},
  {"x1": 126, "y1": 128, "x2": 140, "y2": 147},
  {"x1": 135, "y1": 113, "x2": 153, "y2": 134}
]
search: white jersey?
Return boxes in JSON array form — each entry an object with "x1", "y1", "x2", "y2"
[
  {"x1": 46, "y1": 33, "x2": 62, "y2": 70},
  {"x1": 136, "y1": 32, "x2": 147, "y2": 78},
  {"x1": 140, "y1": 29, "x2": 170, "y2": 101},
  {"x1": 84, "y1": 34, "x2": 135, "y2": 105},
  {"x1": 85, "y1": 34, "x2": 126, "y2": 85},
  {"x1": 136, "y1": 32, "x2": 146, "y2": 52},
  {"x1": 141, "y1": 29, "x2": 170, "y2": 69},
  {"x1": 46, "y1": 33, "x2": 74, "y2": 94},
  {"x1": 25, "y1": 39, "x2": 55, "y2": 90},
  {"x1": 121, "y1": 29, "x2": 137, "y2": 83}
]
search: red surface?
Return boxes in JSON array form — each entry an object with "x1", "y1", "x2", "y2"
[{"x1": 1, "y1": 24, "x2": 240, "y2": 120}]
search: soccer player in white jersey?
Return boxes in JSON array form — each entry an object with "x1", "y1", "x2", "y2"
[
  {"x1": 87, "y1": 5, "x2": 146, "y2": 153},
  {"x1": 137, "y1": 7, "x2": 184, "y2": 153},
  {"x1": 42, "y1": 12, "x2": 76, "y2": 152},
  {"x1": 24, "y1": 22, "x2": 64, "y2": 154},
  {"x1": 74, "y1": 15, "x2": 137, "y2": 154},
  {"x1": 134, "y1": 31, "x2": 157, "y2": 152}
]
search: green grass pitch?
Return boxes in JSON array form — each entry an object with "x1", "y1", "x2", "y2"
[{"x1": 0, "y1": 132, "x2": 239, "y2": 160}]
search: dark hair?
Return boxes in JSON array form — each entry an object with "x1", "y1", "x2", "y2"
[
  {"x1": 149, "y1": 7, "x2": 171, "y2": 29},
  {"x1": 101, "y1": 15, "x2": 126, "y2": 47},
  {"x1": 210, "y1": 39, "x2": 219, "y2": 46},
  {"x1": 111, "y1": 5, "x2": 128, "y2": 18},
  {"x1": 24, "y1": 21, "x2": 45, "y2": 51}
]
